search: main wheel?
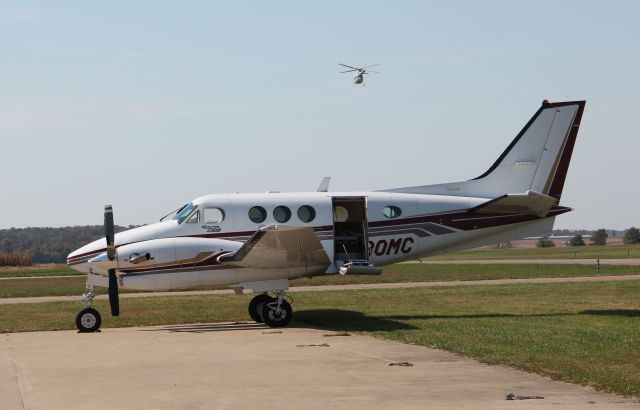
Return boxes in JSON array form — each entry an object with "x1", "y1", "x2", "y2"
[
  {"x1": 76, "y1": 307, "x2": 101, "y2": 333},
  {"x1": 248, "y1": 294, "x2": 275, "y2": 323},
  {"x1": 261, "y1": 299, "x2": 292, "y2": 328}
]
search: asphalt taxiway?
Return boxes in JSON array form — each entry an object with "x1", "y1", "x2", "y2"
[{"x1": 1, "y1": 324, "x2": 637, "y2": 409}]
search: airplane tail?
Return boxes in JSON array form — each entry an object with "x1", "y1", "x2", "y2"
[{"x1": 383, "y1": 100, "x2": 586, "y2": 202}]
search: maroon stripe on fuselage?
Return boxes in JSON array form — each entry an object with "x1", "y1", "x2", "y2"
[{"x1": 368, "y1": 206, "x2": 571, "y2": 231}]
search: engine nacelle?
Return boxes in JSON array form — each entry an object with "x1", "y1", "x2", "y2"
[{"x1": 88, "y1": 237, "x2": 242, "y2": 275}]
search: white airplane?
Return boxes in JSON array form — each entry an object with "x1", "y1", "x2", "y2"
[{"x1": 68, "y1": 100, "x2": 585, "y2": 332}]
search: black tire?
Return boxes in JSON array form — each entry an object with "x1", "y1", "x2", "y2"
[
  {"x1": 76, "y1": 307, "x2": 101, "y2": 333},
  {"x1": 261, "y1": 299, "x2": 292, "y2": 328},
  {"x1": 248, "y1": 294, "x2": 274, "y2": 323}
]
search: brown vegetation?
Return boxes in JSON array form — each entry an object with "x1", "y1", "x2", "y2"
[{"x1": 0, "y1": 251, "x2": 32, "y2": 267}]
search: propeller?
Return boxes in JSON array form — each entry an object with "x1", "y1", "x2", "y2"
[
  {"x1": 338, "y1": 63, "x2": 359, "y2": 70},
  {"x1": 338, "y1": 63, "x2": 381, "y2": 75},
  {"x1": 104, "y1": 205, "x2": 119, "y2": 316}
]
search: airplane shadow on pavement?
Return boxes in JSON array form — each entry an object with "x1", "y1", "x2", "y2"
[
  {"x1": 294, "y1": 309, "x2": 640, "y2": 332},
  {"x1": 294, "y1": 309, "x2": 419, "y2": 332}
]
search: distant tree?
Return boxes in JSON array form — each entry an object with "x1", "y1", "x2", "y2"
[
  {"x1": 590, "y1": 229, "x2": 608, "y2": 246},
  {"x1": 569, "y1": 234, "x2": 586, "y2": 247},
  {"x1": 0, "y1": 225, "x2": 135, "y2": 263},
  {"x1": 623, "y1": 227, "x2": 640, "y2": 244},
  {"x1": 536, "y1": 237, "x2": 556, "y2": 248}
]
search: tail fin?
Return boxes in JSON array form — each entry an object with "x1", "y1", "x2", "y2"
[{"x1": 383, "y1": 100, "x2": 586, "y2": 202}]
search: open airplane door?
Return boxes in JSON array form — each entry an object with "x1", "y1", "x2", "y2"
[{"x1": 332, "y1": 197, "x2": 381, "y2": 275}]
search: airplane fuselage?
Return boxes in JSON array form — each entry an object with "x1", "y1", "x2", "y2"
[{"x1": 67, "y1": 190, "x2": 567, "y2": 291}]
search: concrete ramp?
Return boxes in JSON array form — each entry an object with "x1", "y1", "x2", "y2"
[{"x1": 1, "y1": 324, "x2": 637, "y2": 409}]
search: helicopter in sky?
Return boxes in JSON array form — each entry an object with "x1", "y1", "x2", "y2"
[{"x1": 338, "y1": 63, "x2": 380, "y2": 85}]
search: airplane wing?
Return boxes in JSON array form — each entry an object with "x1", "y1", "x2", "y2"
[
  {"x1": 218, "y1": 225, "x2": 331, "y2": 272},
  {"x1": 470, "y1": 190, "x2": 559, "y2": 218}
]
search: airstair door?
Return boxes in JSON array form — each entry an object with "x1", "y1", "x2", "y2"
[{"x1": 332, "y1": 197, "x2": 369, "y2": 265}]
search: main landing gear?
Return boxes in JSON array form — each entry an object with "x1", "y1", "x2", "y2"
[
  {"x1": 76, "y1": 281, "x2": 102, "y2": 333},
  {"x1": 248, "y1": 290, "x2": 292, "y2": 327}
]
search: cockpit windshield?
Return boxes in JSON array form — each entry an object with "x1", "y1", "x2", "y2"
[
  {"x1": 173, "y1": 203, "x2": 196, "y2": 224},
  {"x1": 160, "y1": 203, "x2": 196, "y2": 223}
]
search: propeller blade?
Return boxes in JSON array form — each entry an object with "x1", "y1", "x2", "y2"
[
  {"x1": 338, "y1": 63, "x2": 359, "y2": 70},
  {"x1": 108, "y1": 269, "x2": 120, "y2": 316},
  {"x1": 339, "y1": 69, "x2": 357, "y2": 73},
  {"x1": 364, "y1": 64, "x2": 379, "y2": 69},
  {"x1": 368, "y1": 70, "x2": 381, "y2": 74},
  {"x1": 104, "y1": 205, "x2": 116, "y2": 261}
]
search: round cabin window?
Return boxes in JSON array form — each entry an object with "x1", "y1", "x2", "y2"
[
  {"x1": 273, "y1": 206, "x2": 292, "y2": 223},
  {"x1": 333, "y1": 206, "x2": 349, "y2": 223},
  {"x1": 297, "y1": 205, "x2": 316, "y2": 223},
  {"x1": 383, "y1": 206, "x2": 402, "y2": 219},
  {"x1": 248, "y1": 206, "x2": 267, "y2": 223}
]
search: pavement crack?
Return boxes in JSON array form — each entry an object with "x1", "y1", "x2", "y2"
[{"x1": 11, "y1": 354, "x2": 26, "y2": 410}]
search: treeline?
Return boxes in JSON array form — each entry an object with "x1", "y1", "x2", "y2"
[
  {"x1": 0, "y1": 225, "x2": 134, "y2": 264},
  {"x1": 0, "y1": 251, "x2": 32, "y2": 267}
]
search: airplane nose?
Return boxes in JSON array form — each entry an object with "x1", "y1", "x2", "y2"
[
  {"x1": 66, "y1": 238, "x2": 107, "y2": 272},
  {"x1": 67, "y1": 248, "x2": 81, "y2": 266}
]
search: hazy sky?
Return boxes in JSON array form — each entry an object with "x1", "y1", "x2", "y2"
[{"x1": 1, "y1": 1, "x2": 638, "y2": 230}]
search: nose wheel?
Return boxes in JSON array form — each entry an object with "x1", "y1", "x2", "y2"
[{"x1": 76, "y1": 307, "x2": 102, "y2": 332}]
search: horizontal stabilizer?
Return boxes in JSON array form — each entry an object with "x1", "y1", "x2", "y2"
[
  {"x1": 470, "y1": 190, "x2": 558, "y2": 217},
  {"x1": 218, "y1": 225, "x2": 331, "y2": 271}
]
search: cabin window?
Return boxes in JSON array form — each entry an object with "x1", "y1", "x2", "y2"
[
  {"x1": 185, "y1": 210, "x2": 199, "y2": 224},
  {"x1": 333, "y1": 206, "x2": 349, "y2": 223},
  {"x1": 248, "y1": 206, "x2": 267, "y2": 223},
  {"x1": 297, "y1": 205, "x2": 316, "y2": 223},
  {"x1": 383, "y1": 206, "x2": 402, "y2": 219},
  {"x1": 203, "y1": 207, "x2": 225, "y2": 223},
  {"x1": 273, "y1": 206, "x2": 291, "y2": 223}
]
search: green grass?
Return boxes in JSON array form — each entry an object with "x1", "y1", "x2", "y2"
[
  {"x1": 0, "y1": 264, "x2": 80, "y2": 278},
  {"x1": 2, "y1": 263, "x2": 639, "y2": 298},
  {"x1": 427, "y1": 244, "x2": 640, "y2": 260},
  {"x1": 0, "y1": 280, "x2": 639, "y2": 397}
]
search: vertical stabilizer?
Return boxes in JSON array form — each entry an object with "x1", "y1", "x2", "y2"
[{"x1": 383, "y1": 100, "x2": 585, "y2": 202}]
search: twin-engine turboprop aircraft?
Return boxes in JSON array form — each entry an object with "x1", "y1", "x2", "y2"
[{"x1": 68, "y1": 100, "x2": 585, "y2": 332}]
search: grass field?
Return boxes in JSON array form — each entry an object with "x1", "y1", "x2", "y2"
[
  {"x1": 427, "y1": 244, "x2": 640, "y2": 260},
  {"x1": 0, "y1": 264, "x2": 80, "y2": 278},
  {"x1": 2, "y1": 263, "x2": 640, "y2": 298},
  {"x1": 0, "y1": 280, "x2": 638, "y2": 397}
]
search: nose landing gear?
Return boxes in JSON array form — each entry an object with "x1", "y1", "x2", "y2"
[{"x1": 76, "y1": 281, "x2": 102, "y2": 333}]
